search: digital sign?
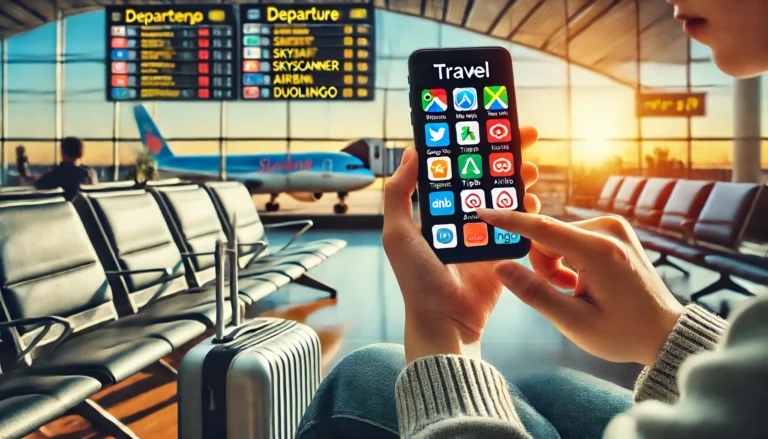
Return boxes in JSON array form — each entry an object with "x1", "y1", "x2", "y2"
[
  {"x1": 238, "y1": 4, "x2": 375, "y2": 101},
  {"x1": 636, "y1": 92, "x2": 707, "y2": 117},
  {"x1": 105, "y1": 5, "x2": 239, "y2": 101}
]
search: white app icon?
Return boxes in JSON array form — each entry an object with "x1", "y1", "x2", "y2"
[
  {"x1": 111, "y1": 26, "x2": 126, "y2": 37},
  {"x1": 428, "y1": 126, "x2": 446, "y2": 143},
  {"x1": 432, "y1": 224, "x2": 457, "y2": 249},
  {"x1": 453, "y1": 87, "x2": 478, "y2": 111},
  {"x1": 455, "y1": 121, "x2": 480, "y2": 145},
  {"x1": 460, "y1": 189, "x2": 486, "y2": 213},
  {"x1": 427, "y1": 157, "x2": 452, "y2": 181},
  {"x1": 491, "y1": 187, "x2": 518, "y2": 210},
  {"x1": 244, "y1": 47, "x2": 262, "y2": 59}
]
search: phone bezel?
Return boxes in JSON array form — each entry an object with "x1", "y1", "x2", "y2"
[{"x1": 408, "y1": 46, "x2": 531, "y2": 264}]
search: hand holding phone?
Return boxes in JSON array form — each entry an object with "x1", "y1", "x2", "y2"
[{"x1": 408, "y1": 46, "x2": 531, "y2": 263}]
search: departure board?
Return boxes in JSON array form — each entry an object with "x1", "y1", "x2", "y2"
[
  {"x1": 105, "y1": 5, "x2": 239, "y2": 101},
  {"x1": 238, "y1": 4, "x2": 375, "y2": 101}
]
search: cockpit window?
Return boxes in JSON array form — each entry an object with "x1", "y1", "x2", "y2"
[{"x1": 346, "y1": 164, "x2": 365, "y2": 170}]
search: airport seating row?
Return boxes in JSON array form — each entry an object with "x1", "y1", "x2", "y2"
[
  {"x1": 0, "y1": 180, "x2": 345, "y2": 438},
  {"x1": 566, "y1": 176, "x2": 768, "y2": 305}
]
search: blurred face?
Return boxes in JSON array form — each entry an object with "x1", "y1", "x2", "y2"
[{"x1": 669, "y1": 0, "x2": 768, "y2": 77}]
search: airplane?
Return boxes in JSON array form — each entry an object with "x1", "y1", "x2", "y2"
[{"x1": 133, "y1": 104, "x2": 377, "y2": 214}]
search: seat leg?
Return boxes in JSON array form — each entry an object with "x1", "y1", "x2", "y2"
[
  {"x1": 295, "y1": 273, "x2": 337, "y2": 298},
  {"x1": 156, "y1": 358, "x2": 178, "y2": 375},
  {"x1": 653, "y1": 253, "x2": 690, "y2": 276},
  {"x1": 69, "y1": 399, "x2": 139, "y2": 439},
  {"x1": 691, "y1": 273, "x2": 754, "y2": 302}
]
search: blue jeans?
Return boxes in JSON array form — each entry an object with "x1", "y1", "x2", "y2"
[{"x1": 298, "y1": 344, "x2": 633, "y2": 439}]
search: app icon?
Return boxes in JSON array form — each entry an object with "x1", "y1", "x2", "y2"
[
  {"x1": 484, "y1": 85, "x2": 509, "y2": 110},
  {"x1": 429, "y1": 191, "x2": 455, "y2": 216},
  {"x1": 432, "y1": 224, "x2": 457, "y2": 249},
  {"x1": 111, "y1": 49, "x2": 128, "y2": 60},
  {"x1": 458, "y1": 154, "x2": 483, "y2": 179},
  {"x1": 111, "y1": 75, "x2": 128, "y2": 87},
  {"x1": 243, "y1": 60, "x2": 260, "y2": 72},
  {"x1": 111, "y1": 26, "x2": 126, "y2": 37},
  {"x1": 460, "y1": 189, "x2": 486, "y2": 212},
  {"x1": 243, "y1": 23, "x2": 261, "y2": 34},
  {"x1": 487, "y1": 119, "x2": 512, "y2": 143},
  {"x1": 421, "y1": 89, "x2": 447, "y2": 113},
  {"x1": 453, "y1": 87, "x2": 477, "y2": 111},
  {"x1": 425, "y1": 123, "x2": 450, "y2": 147},
  {"x1": 247, "y1": 8, "x2": 261, "y2": 20},
  {"x1": 243, "y1": 73, "x2": 269, "y2": 86},
  {"x1": 243, "y1": 35, "x2": 261, "y2": 46},
  {"x1": 111, "y1": 37, "x2": 127, "y2": 48},
  {"x1": 464, "y1": 223, "x2": 489, "y2": 247},
  {"x1": 243, "y1": 47, "x2": 262, "y2": 59},
  {"x1": 455, "y1": 121, "x2": 480, "y2": 145},
  {"x1": 489, "y1": 152, "x2": 514, "y2": 177},
  {"x1": 494, "y1": 227, "x2": 521, "y2": 245},
  {"x1": 427, "y1": 157, "x2": 452, "y2": 181},
  {"x1": 243, "y1": 86, "x2": 260, "y2": 99},
  {"x1": 112, "y1": 62, "x2": 127, "y2": 74},
  {"x1": 491, "y1": 187, "x2": 518, "y2": 210}
]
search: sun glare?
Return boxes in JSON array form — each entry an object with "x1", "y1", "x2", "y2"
[{"x1": 576, "y1": 137, "x2": 615, "y2": 165}]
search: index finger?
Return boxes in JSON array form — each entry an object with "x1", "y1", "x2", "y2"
[{"x1": 476, "y1": 209, "x2": 598, "y2": 263}]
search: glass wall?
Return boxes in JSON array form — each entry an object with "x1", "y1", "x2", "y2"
[{"x1": 1, "y1": 5, "x2": 765, "y2": 215}]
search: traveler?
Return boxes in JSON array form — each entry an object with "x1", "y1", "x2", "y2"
[{"x1": 35, "y1": 137, "x2": 98, "y2": 199}]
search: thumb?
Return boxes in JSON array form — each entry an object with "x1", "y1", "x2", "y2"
[{"x1": 494, "y1": 261, "x2": 591, "y2": 328}]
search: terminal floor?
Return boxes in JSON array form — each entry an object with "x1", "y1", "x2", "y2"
[{"x1": 24, "y1": 229, "x2": 765, "y2": 438}]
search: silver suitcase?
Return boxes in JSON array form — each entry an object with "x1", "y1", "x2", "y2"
[{"x1": 179, "y1": 238, "x2": 321, "y2": 439}]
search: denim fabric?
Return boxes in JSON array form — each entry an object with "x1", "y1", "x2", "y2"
[{"x1": 298, "y1": 344, "x2": 632, "y2": 439}]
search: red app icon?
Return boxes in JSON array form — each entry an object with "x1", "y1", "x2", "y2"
[
  {"x1": 112, "y1": 62, "x2": 127, "y2": 74},
  {"x1": 243, "y1": 86, "x2": 260, "y2": 99},
  {"x1": 111, "y1": 75, "x2": 128, "y2": 87},
  {"x1": 463, "y1": 223, "x2": 488, "y2": 247},
  {"x1": 243, "y1": 61, "x2": 259, "y2": 72},
  {"x1": 486, "y1": 119, "x2": 512, "y2": 143},
  {"x1": 198, "y1": 76, "x2": 210, "y2": 87},
  {"x1": 198, "y1": 38, "x2": 209, "y2": 48},
  {"x1": 198, "y1": 63, "x2": 209, "y2": 74},
  {"x1": 111, "y1": 37, "x2": 127, "y2": 48},
  {"x1": 198, "y1": 28, "x2": 210, "y2": 37},
  {"x1": 489, "y1": 152, "x2": 515, "y2": 177},
  {"x1": 198, "y1": 50, "x2": 209, "y2": 60},
  {"x1": 198, "y1": 89, "x2": 210, "y2": 99}
]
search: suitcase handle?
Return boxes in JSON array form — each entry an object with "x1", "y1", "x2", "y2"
[{"x1": 214, "y1": 319, "x2": 274, "y2": 344}]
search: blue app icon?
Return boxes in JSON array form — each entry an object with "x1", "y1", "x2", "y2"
[
  {"x1": 111, "y1": 88, "x2": 127, "y2": 100},
  {"x1": 243, "y1": 73, "x2": 267, "y2": 85},
  {"x1": 429, "y1": 191, "x2": 455, "y2": 216},
  {"x1": 111, "y1": 49, "x2": 128, "y2": 60},
  {"x1": 494, "y1": 227, "x2": 521, "y2": 245},
  {"x1": 436, "y1": 228, "x2": 454, "y2": 244},
  {"x1": 453, "y1": 87, "x2": 477, "y2": 111},
  {"x1": 425, "y1": 123, "x2": 450, "y2": 147}
]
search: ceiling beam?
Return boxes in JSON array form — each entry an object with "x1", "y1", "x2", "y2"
[
  {"x1": 441, "y1": 0, "x2": 449, "y2": 21},
  {"x1": 486, "y1": 0, "x2": 516, "y2": 35},
  {"x1": 540, "y1": 0, "x2": 597, "y2": 50},
  {"x1": 566, "y1": 0, "x2": 621, "y2": 42},
  {"x1": 0, "y1": 9, "x2": 24, "y2": 26},
  {"x1": 506, "y1": 0, "x2": 546, "y2": 40},
  {"x1": 460, "y1": 0, "x2": 474, "y2": 27},
  {"x1": 9, "y1": 0, "x2": 48, "y2": 22}
]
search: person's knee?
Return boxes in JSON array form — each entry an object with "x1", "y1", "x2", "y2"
[{"x1": 335, "y1": 343, "x2": 406, "y2": 376}]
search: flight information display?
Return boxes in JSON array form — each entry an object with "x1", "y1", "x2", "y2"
[
  {"x1": 238, "y1": 4, "x2": 375, "y2": 101},
  {"x1": 105, "y1": 5, "x2": 239, "y2": 101}
]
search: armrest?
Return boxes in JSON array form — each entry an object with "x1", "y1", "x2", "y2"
[
  {"x1": 648, "y1": 209, "x2": 662, "y2": 226},
  {"x1": 264, "y1": 220, "x2": 313, "y2": 252},
  {"x1": 105, "y1": 267, "x2": 173, "y2": 277},
  {"x1": 0, "y1": 316, "x2": 72, "y2": 365},
  {"x1": 238, "y1": 240, "x2": 268, "y2": 261},
  {"x1": 180, "y1": 251, "x2": 216, "y2": 258},
  {"x1": 680, "y1": 218, "x2": 696, "y2": 244}
]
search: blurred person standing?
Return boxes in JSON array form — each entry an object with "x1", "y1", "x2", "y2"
[
  {"x1": 35, "y1": 137, "x2": 98, "y2": 199},
  {"x1": 15, "y1": 145, "x2": 31, "y2": 185}
]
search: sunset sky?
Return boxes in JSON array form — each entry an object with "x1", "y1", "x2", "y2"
[{"x1": 3, "y1": 9, "x2": 768, "y2": 169}]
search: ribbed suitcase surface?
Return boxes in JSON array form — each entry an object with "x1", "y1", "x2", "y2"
[{"x1": 179, "y1": 317, "x2": 321, "y2": 439}]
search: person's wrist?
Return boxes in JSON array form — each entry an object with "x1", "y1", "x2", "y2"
[
  {"x1": 642, "y1": 305, "x2": 685, "y2": 366},
  {"x1": 404, "y1": 313, "x2": 482, "y2": 364}
]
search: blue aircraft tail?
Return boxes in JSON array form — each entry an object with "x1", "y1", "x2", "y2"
[{"x1": 134, "y1": 104, "x2": 173, "y2": 160}]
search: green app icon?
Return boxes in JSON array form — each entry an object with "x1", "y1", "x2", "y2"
[
  {"x1": 484, "y1": 86, "x2": 509, "y2": 110},
  {"x1": 458, "y1": 154, "x2": 483, "y2": 179}
]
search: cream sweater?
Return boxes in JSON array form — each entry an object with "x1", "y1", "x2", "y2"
[{"x1": 396, "y1": 297, "x2": 768, "y2": 438}]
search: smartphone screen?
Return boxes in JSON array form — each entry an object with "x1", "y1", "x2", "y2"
[{"x1": 408, "y1": 46, "x2": 530, "y2": 264}]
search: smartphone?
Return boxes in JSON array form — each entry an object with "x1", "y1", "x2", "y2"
[{"x1": 408, "y1": 46, "x2": 531, "y2": 264}]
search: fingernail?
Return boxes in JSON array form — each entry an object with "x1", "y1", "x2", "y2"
[{"x1": 494, "y1": 262, "x2": 518, "y2": 284}]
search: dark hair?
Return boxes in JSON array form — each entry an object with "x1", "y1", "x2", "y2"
[
  {"x1": 61, "y1": 137, "x2": 84, "y2": 159},
  {"x1": 15, "y1": 145, "x2": 25, "y2": 156}
]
